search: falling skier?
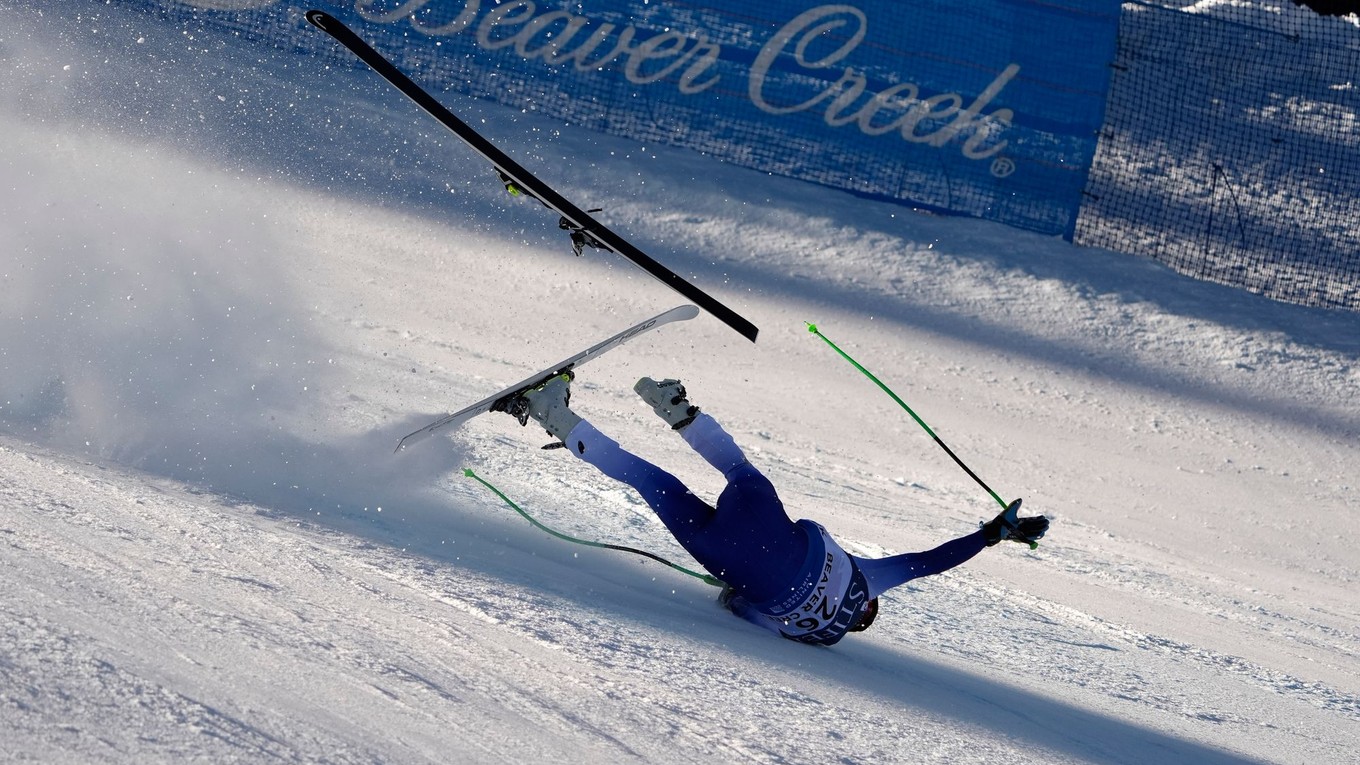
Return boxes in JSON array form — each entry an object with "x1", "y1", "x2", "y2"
[{"x1": 505, "y1": 373, "x2": 1050, "y2": 646}]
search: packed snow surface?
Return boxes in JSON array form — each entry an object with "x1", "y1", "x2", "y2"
[{"x1": 2, "y1": 3, "x2": 1357, "y2": 763}]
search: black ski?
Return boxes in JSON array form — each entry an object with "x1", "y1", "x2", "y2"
[{"x1": 305, "y1": 10, "x2": 759, "y2": 343}]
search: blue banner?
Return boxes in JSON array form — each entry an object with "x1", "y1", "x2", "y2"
[{"x1": 144, "y1": 0, "x2": 1122, "y2": 238}]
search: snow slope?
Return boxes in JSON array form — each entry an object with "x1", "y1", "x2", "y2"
[{"x1": 3, "y1": 3, "x2": 1358, "y2": 763}]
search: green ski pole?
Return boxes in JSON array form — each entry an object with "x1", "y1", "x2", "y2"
[
  {"x1": 806, "y1": 323, "x2": 1012, "y2": 513},
  {"x1": 464, "y1": 468, "x2": 725, "y2": 587}
]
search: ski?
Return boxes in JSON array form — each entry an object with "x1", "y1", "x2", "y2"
[
  {"x1": 394, "y1": 304, "x2": 700, "y2": 452},
  {"x1": 305, "y1": 10, "x2": 759, "y2": 344}
]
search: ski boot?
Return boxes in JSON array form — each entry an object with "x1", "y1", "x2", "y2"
[
  {"x1": 981, "y1": 498, "x2": 1049, "y2": 548},
  {"x1": 507, "y1": 372, "x2": 582, "y2": 445},
  {"x1": 634, "y1": 377, "x2": 700, "y2": 431}
]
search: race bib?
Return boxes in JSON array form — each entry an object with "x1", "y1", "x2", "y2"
[{"x1": 761, "y1": 523, "x2": 870, "y2": 645}]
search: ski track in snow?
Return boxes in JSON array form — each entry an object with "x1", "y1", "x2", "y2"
[{"x1": 3, "y1": 2, "x2": 1359, "y2": 764}]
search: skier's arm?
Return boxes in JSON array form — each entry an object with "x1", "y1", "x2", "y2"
[
  {"x1": 854, "y1": 529, "x2": 990, "y2": 599},
  {"x1": 721, "y1": 593, "x2": 787, "y2": 637}
]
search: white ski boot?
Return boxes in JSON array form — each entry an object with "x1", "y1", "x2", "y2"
[
  {"x1": 515, "y1": 373, "x2": 582, "y2": 443},
  {"x1": 634, "y1": 377, "x2": 700, "y2": 431}
]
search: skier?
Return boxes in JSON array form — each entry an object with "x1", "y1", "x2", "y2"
[{"x1": 506, "y1": 373, "x2": 1049, "y2": 646}]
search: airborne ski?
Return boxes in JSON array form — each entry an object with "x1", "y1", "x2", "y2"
[
  {"x1": 305, "y1": 10, "x2": 759, "y2": 343},
  {"x1": 394, "y1": 305, "x2": 700, "y2": 452}
]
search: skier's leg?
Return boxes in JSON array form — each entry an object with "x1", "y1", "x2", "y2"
[
  {"x1": 695, "y1": 461, "x2": 809, "y2": 601},
  {"x1": 633, "y1": 377, "x2": 747, "y2": 477},
  {"x1": 679, "y1": 413, "x2": 749, "y2": 477},
  {"x1": 633, "y1": 380, "x2": 805, "y2": 597},
  {"x1": 517, "y1": 374, "x2": 715, "y2": 536},
  {"x1": 566, "y1": 419, "x2": 716, "y2": 536},
  {"x1": 852, "y1": 531, "x2": 989, "y2": 599},
  {"x1": 675, "y1": 412, "x2": 801, "y2": 570},
  {"x1": 546, "y1": 376, "x2": 799, "y2": 596},
  {"x1": 569, "y1": 417, "x2": 800, "y2": 591}
]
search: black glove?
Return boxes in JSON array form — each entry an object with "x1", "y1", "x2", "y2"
[
  {"x1": 982, "y1": 498, "x2": 1049, "y2": 547},
  {"x1": 717, "y1": 584, "x2": 738, "y2": 609}
]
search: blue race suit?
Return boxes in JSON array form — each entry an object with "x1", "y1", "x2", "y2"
[{"x1": 561, "y1": 413, "x2": 988, "y2": 645}]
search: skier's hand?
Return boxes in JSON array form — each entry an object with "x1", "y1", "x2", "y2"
[{"x1": 982, "y1": 498, "x2": 1049, "y2": 547}]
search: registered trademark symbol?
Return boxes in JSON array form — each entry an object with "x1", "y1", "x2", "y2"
[{"x1": 990, "y1": 157, "x2": 1016, "y2": 178}]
